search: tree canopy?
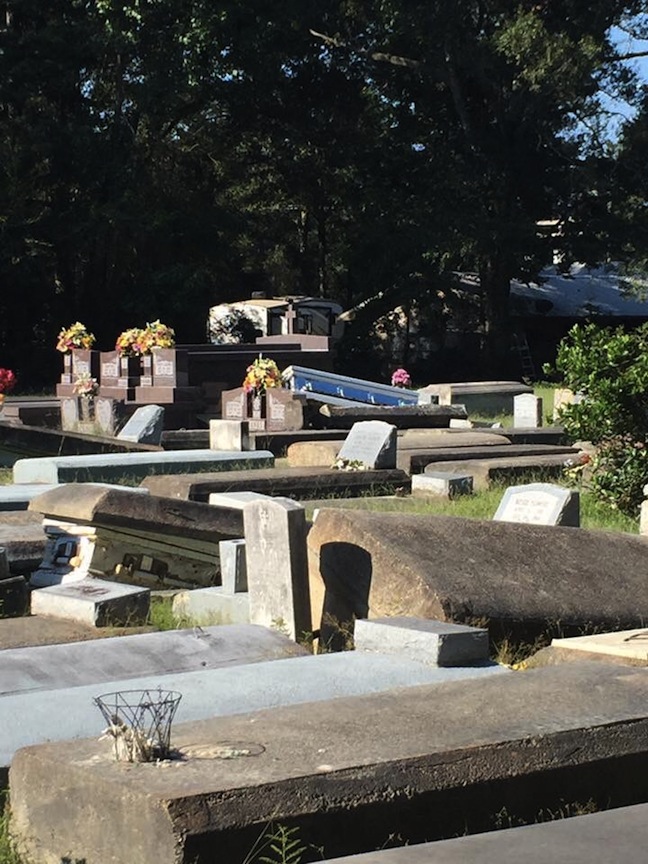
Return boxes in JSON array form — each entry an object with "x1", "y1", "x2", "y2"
[{"x1": 1, "y1": 0, "x2": 647, "y2": 383}]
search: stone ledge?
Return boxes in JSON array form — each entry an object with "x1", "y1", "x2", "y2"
[{"x1": 10, "y1": 663, "x2": 648, "y2": 864}]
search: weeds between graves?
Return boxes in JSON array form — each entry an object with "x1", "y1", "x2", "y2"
[
  {"x1": 305, "y1": 484, "x2": 638, "y2": 532},
  {"x1": 0, "y1": 795, "x2": 21, "y2": 864}
]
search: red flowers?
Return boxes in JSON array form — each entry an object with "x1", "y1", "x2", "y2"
[{"x1": 0, "y1": 368, "x2": 16, "y2": 394}]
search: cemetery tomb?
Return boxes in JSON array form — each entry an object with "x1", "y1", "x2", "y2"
[
  {"x1": 283, "y1": 364, "x2": 420, "y2": 406},
  {"x1": 1, "y1": 652, "x2": 502, "y2": 775},
  {"x1": 0, "y1": 624, "x2": 307, "y2": 697},
  {"x1": 9, "y1": 663, "x2": 648, "y2": 864},
  {"x1": 29, "y1": 484, "x2": 245, "y2": 589},
  {"x1": 307, "y1": 508, "x2": 648, "y2": 637},
  {"x1": 142, "y1": 466, "x2": 412, "y2": 502},
  {"x1": 13, "y1": 448, "x2": 275, "y2": 484},
  {"x1": 318, "y1": 403, "x2": 468, "y2": 429}
]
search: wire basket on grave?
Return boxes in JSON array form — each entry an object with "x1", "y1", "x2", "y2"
[{"x1": 94, "y1": 688, "x2": 182, "y2": 762}]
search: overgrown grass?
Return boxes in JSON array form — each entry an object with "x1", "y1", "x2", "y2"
[
  {"x1": 0, "y1": 469, "x2": 12, "y2": 486},
  {"x1": 0, "y1": 796, "x2": 21, "y2": 864},
  {"x1": 306, "y1": 484, "x2": 638, "y2": 533}
]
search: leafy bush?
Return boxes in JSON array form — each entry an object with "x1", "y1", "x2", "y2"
[{"x1": 548, "y1": 323, "x2": 648, "y2": 516}]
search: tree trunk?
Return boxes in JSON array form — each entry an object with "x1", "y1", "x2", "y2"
[{"x1": 479, "y1": 253, "x2": 513, "y2": 378}]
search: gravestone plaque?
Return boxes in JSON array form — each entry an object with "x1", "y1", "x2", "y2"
[
  {"x1": 153, "y1": 349, "x2": 188, "y2": 387},
  {"x1": 60, "y1": 398, "x2": 79, "y2": 431},
  {"x1": 222, "y1": 388, "x2": 246, "y2": 421},
  {"x1": 337, "y1": 420, "x2": 397, "y2": 469},
  {"x1": 514, "y1": 393, "x2": 543, "y2": 428},
  {"x1": 266, "y1": 389, "x2": 304, "y2": 432},
  {"x1": 494, "y1": 482, "x2": 580, "y2": 527},
  {"x1": 100, "y1": 352, "x2": 120, "y2": 386}
]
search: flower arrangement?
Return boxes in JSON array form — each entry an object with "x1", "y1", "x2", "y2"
[
  {"x1": 0, "y1": 368, "x2": 16, "y2": 394},
  {"x1": 115, "y1": 321, "x2": 175, "y2": 356},
  {"x1": 115, "y1": 327, "x2": 146, "y2": 357},
  {"x1": 391, "y1": 367, "x2": 412, "y2": 388},
  {"x1": 242, "y1": 356, "x2": 282, "y2": 395},
  {"x1": 73, "y1": 373, "x2": 99, "y2": 399},
  {"x1": 140, "y1": 319, "x2": 175, "y2": 353},
  {"x1": 56, "y1": 322, "x2": 96, "y2": 353}
]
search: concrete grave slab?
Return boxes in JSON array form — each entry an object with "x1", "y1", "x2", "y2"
[
  {"x1": 172, "y1": 586, "x2": 251, "y2": 625},
  {"x1": 117, "y1": 404, "x2": 165, "y2": 444},
  {"x1": 494, "y1": 482, "x2": 579, "y2": 527},
  {"x1": 551, "y1": 628, "x2": 648, "y2": 662},
  {"x1": 143, "y1": 467, "x2": 411, "y2": 502},
  {"x1": 0, "y1": 512, "x2": 47, "y2": 575},
  {"x1": 319, "y1": 803, "x2": 648, "y2": 864},
  {"x1": 1, "y1": 652, "x2": 504, "y2": 773},
  {"x1": 421, "y1": 452, "x2": 583, "y2": 490},
  {"x1": 0, "y1": 616, "x2": 154, "y2": 651},
  {"x1": 419, "y1": 381, "x2": 532, "y2": 416},
  {"x1": 354, "y1": 617, "x2": 489, "y2": 666},
  {"x1": 0, "y1": 624, "x2": 307, "y2": 696},
  {"x1": 30, "y1": 578, "x2": 149, "y2": 627},
  {"x1": 408, "y1": 443, "x2": 578, "y2": 474},
  {"x1": 0, "y1": 481, "x2": 149, "y2": 512},
  {"x1": 307, "y1": 509, "x2": 648, "y2": 636},
  {"x1": 411, "y1": 472, "x2": 473, "y2": 499},
  {"x1": 337, "y1": 421, "x2": 397, "y2": 469},
  {"x1": 319, "y1": 404, "x2": 468, "y2": 429},
  {"x1": 13, "y1": 448, "x2": 274, "y2": 484},
  {"x1": 208, "y1": 491, "x2": 272, "y2": 510},
  {"x1": 9, "y1": 662, "x2": 648, "y2": 864}
]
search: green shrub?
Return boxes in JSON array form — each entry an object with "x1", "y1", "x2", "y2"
[{"x1": 547, "y1": 323, "x2": 648, "y2": 516}]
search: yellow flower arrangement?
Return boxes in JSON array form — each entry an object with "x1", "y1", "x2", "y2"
[
  {"x1": 115, "y1": 327, "x2": 146, "y2": 357},
  {"x1": 141, "y1": 319, "x2": 175, "y2": 352},
  {"x1": 115, "y1": 321, "x2": 175, "y2": 357},
  {"x1": 242, "y1": 356, "x2": 283, "y2": 395},
  {"x1": 56, "y1": 322, "x2": 96, "y2": 353}
]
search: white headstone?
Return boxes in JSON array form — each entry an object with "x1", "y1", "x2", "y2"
[
  {"x1": 494, "y1": 483, "x2": 579, "y2": 527},
  {"x1": 337, "y1": 421, "x2": 397, "y2": 469},
  {"x1": 60, "y1": 398, "x2": 79, "y2": 431},
  {"x1": 242, "y1": 498, "x2": 311, "y2": 641},
  {"x1": 209, "y1": 420, "x2": 251, "y2": 452},
  {"x1": 514, "y1": 393, "x2": 543, "y2": 428}
]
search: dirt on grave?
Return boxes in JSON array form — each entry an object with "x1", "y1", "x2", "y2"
[{"x1": 0, "y1": 615, "x2": 154, "y2": 651}]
